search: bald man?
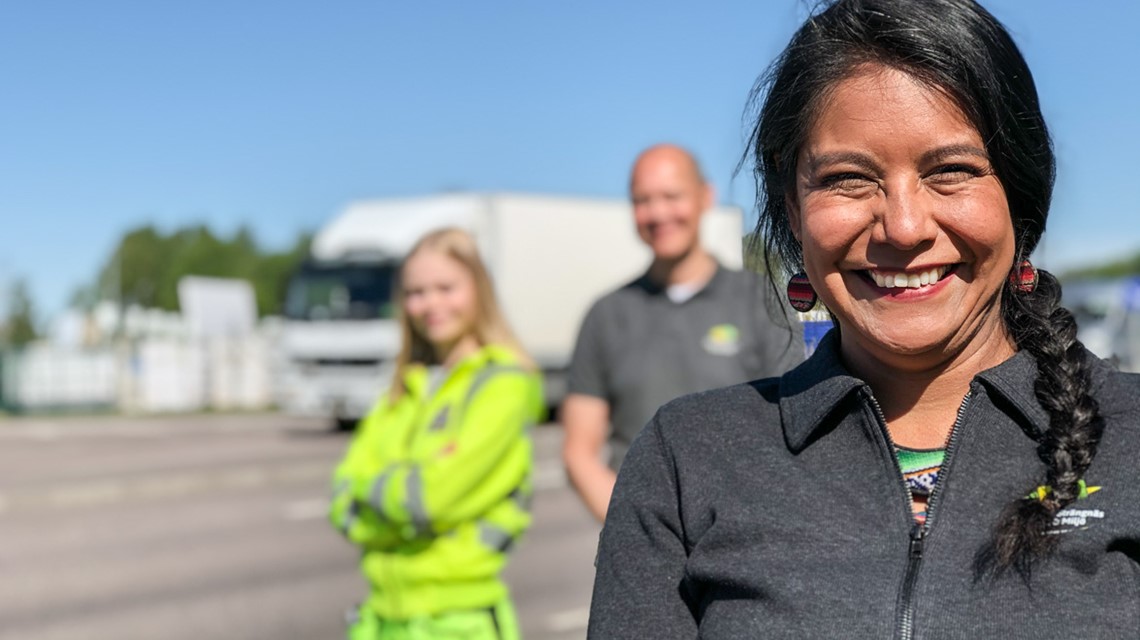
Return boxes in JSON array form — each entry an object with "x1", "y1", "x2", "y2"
[{"x1": 561, "y1": 144, "x2": 804, "y2": 521}]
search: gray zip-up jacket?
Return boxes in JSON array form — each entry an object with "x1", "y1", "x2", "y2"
[{"x1": 589, "y1": 332, "x2": 1140, "y2": 639}]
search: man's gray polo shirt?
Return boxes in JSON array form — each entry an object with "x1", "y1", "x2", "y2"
[{"x1": 568, "y1": 266, "x2": 804, "y2": 470}]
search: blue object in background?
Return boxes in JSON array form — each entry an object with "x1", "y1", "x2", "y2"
[
  {"x1": 1124, "y1": 277, "x2": 1140, "y2": 312},
  {"x1": 802, "y1": 319, "x2": 833, "y2": 358}
]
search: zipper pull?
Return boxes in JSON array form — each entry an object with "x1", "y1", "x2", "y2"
[{"x1": 909, "y1": 523, "x2": 925, "y2": 559}]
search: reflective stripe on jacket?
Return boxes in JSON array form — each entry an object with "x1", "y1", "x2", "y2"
[{"x1": 329, "y1": 344, "x2": 544, "y2": 620}]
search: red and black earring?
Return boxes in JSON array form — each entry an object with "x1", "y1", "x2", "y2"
[
  {"x1": 1009, "y1": 260, "x2": 1038, "y2": 293},
  {"x1": 786, "y1": 272, "x2": 818, "y2": 312}
]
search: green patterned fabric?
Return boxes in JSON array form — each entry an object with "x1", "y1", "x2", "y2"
[{"x1": 895, "y1": 446, "x2": 945, "y2": 524}]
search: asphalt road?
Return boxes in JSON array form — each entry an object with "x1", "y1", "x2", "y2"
[{"x1": 0, "y1": 413, "x2": 600, "y2": 640}]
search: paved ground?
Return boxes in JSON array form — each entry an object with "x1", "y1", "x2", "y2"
[{"x1": 0, "y1": 413, "x2": 599, "y2": 640}]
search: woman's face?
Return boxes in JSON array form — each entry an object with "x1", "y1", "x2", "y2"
[
  {"x1": 790, "y1": 65, "x2": 1016, "y2": 373},
  {"x1": 401, "y1": 249, "x2": 479, "y2": 354}
]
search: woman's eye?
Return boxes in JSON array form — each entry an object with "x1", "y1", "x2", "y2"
[
  {"x1": 819, "y1": 172, "x2": 875, "y2": 192},
  {"x1": 928, "y1": 164, "x2": 985, "y2": 184}
]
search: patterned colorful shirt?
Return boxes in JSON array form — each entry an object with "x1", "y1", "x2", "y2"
[{"x1": 895, "y1": 446, "x2": 945, "y2": 525}]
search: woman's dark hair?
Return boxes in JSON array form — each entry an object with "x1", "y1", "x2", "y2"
[{"x1": 747, "y1": 0, "x2": 1103, "y2": 579}]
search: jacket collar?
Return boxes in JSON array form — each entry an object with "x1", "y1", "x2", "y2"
[
  {"x1": 778, "y1": 329, "x2": 1073, "y2": 451},
  {"x1": 974, "y1": 345, "x2": 1115, "y2": 439},
  {"x1": 778, "y1": 330, "x2": 864, "y2": 452},
  {"x1": 972, "y1": 349, "x2": 1050, "y2": 438},
  {"x1": 403, "y1": 343, "x2": 521, "y2": 399},
  {"x1": 636, "y1": 262, "x2": 726, "y2": 299}
]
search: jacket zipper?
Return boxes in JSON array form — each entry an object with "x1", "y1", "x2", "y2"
[
  {"x1": 865, "y1": 386, "x2": 974, "y2": 640},
  {"x1": 387, "y1": 362, "x2": 470, "y2": 618},
  {"x1": 389, "y1": 371, "x2": 453, "y2": 618},
  {"x1": 405, "y1": 365, "x2": 457, "y2": 453}
]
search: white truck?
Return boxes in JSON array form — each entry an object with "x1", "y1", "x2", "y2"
[{"x1": 277, "y1": 192, "x2": 745, "y2": 427}]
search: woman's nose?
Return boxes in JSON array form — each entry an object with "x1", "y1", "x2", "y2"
[{"x1": 872, "y1": 186, "x2": 938, "y2": 250}]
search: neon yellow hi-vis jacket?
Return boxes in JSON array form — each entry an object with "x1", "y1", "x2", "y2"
[{"x1": 329, "y1": 344, "x2": 544, "y2": 621}]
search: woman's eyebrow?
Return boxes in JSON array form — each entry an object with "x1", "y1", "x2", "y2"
[
  {"x1": 804, "y1": 151, "x2": 880, "y2": 174},
  {"x1": 921, "y1": 144, "x2": 989, "y2": 164}
]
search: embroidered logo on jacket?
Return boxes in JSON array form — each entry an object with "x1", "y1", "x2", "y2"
[
  {"x1": 1029, "y1": 480, "x2": 1105, "y2": 534},
  {"x1": 1050, "y1": 506, "x2": 1105, "y2": 533}
]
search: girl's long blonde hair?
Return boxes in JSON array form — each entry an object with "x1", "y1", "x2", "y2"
[{"x1": 389, "y1": 227, "x2": 533, "y2": 403}]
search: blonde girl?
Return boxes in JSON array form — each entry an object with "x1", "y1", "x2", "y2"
[{"x1": 330, "y1": 227, "x2": 542, "y2": 640}]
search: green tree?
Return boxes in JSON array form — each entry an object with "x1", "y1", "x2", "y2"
[
  {"x1": 1062, "y1": 251, "x2": 1140, "y2": 281},
  {"x1": 249, "y1": 231, "x2": 313, "y2": 315},
  {"x1": 69, "y1": 284, "x2": 99, "y2": 311},
  {"x1": 88, "y1": 224, "x2": 312, "y2": 316},
  {"x1": 743, "y1": 231, "x2": 782, "y2": 275},
  {"x1": 97, "y1": 225, "x2": 167, "y2": 308},
  {"x1": 4, "y1": 279, "x2": 38, "y2": 346}
]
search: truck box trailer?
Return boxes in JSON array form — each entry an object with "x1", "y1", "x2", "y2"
[{"x1": 277, "y1": 192, "x2": 745, "y2": 425}]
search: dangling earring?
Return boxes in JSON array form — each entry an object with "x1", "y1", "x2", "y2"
[
  {"x1": 1009, "y1": 259, "x2": 1038, "y2": 293},
  {"x1": 786, "y1": 272, "x2": 818, "y2": 312}
]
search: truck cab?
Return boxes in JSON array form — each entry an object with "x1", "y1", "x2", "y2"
[{"x1": 279, "y1": 258, "x2": 401, "y2": 427}]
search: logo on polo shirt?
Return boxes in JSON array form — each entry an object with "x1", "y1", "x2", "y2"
[{"x1": 702, "y1": 323, "x2": 741, "y2": 356}]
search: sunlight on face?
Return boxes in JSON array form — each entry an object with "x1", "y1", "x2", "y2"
[
  {"x1": 791, "y1": 65, "x2": 1016, "y2": 374},
  {"x1": 401, "y1": 250, "x2": 479, "y2": 354},
  {"x1": 630, "y1": 149, "x2": 711, "y2": 261}
]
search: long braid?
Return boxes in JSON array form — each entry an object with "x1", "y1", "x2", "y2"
[{"x1": 976, "y1": 269, "x2": 1105, "y2": 579}]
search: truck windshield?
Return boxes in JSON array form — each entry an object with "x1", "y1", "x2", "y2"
[{"x1": 284, "y1": 262, "x2": 398, "y2": 321}]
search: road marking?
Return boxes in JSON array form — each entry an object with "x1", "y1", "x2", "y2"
[
  {"x1": 0, "y1": 450, "x2": 565, "y2": 515},
  {"x1": 284, "y1": 498, "x2": 329, "y2": 521},
  {"x1": 0, "y1": 415, "x2": 328, "y2": 440},
  {"x1": 0, "y1": 461, "x2": 332, "y2": 515},
  {"x1": 28, "y1": 425, "x2": 62, "y2": 441},
  {"x1": 51, "y1": 481, "x2": 128, "y2": 506},
  {"x1": 547, "y1": 606, "x2": 591, "y2": 633}
]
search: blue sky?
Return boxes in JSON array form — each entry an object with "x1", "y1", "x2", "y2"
[{"x1": 2, "y1": 1, "x2": 1138, "y2": 320}]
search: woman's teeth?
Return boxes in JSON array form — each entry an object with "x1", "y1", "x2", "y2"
[{"x1": 869, "y1": 266, "x2": 951, "y2": 289}]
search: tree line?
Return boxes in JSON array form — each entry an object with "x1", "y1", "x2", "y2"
[
  {"x1": 3, "y1": 224, "x2": 312, "y2": 347},
  {"x1": 71, "y1": 224, "x2": 312, "y2": 317},
  {"x1": 1060, "y1": 251, "x2": 1140, "y2": 282},
  {"x1": 5, "y1": 226, "x2": 1140, "y2": 348},
  {"x1": 0, "y1": 281, "x2": 37, "y2": 346}
]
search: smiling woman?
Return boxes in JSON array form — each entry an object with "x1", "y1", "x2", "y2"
[
  {"x1": 791, "y1": 66, "x2": 1016, "y2": 382},
  {"x1": 328, "y1": 228, "x2": 544, "y2": 640},
  {"x1": 588, "y1": 1, "x2": 1140, "y2": 638}
]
